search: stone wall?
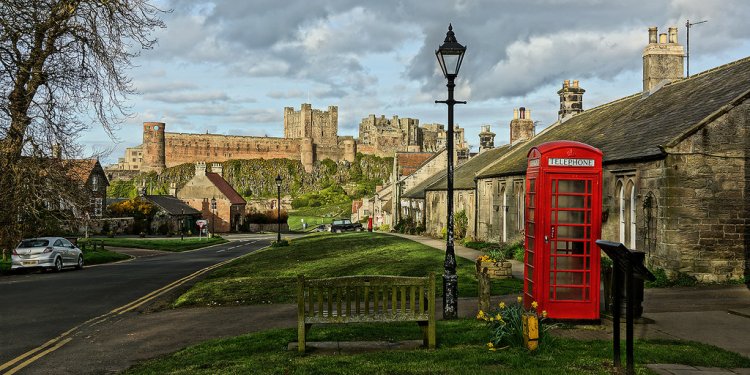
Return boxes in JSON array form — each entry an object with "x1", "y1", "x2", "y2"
[
  {"x1": 164, "y1": 132, "x2": 301, "y2": 167},
  {"x1": 476, "y1": 176, "x2": 525, "y2": 243},
  {"x1": 424, "y1": 190, "x2": 475, "y2": 239},
  {"x1": 655, "y1": 102, "x2": 748, "y2": 282}
]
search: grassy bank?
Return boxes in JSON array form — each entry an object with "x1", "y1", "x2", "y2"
[
  {"x1": 174, "y1": 232, "x2": 522, "y2": 307},
  {"x1": 288, "y1": 202, "x2": 353, "y2": 231},
  {"x1": 123, "y1": 319, "x2": 750, "y2": 374},
  {"x1": 83, "y1": 248, "x2": 131, "y2": 265},
  {"x1": 91, "y1": 237, "x2": 227, "y2": 252}
]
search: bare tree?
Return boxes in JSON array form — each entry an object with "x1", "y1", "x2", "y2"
[{"x1": 0, "y1": 1, "x2": 166, "y2": 259}]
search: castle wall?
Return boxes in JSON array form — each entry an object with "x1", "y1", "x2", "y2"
[{"x1": 164, "y1": 133, "x2": 301, "y2": 167}]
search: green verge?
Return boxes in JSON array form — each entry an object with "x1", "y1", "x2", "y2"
[
  {"x1": 174, "y1": 232, "x2": 522, "y2": 307},
  {"x1": 92, "y1": 237, "x2": 228, "y2": 252},
  {"x1": 123, "y1": 319, "x2": 750, "y2": 375},
  {"x1": 83, "y1": 248, "x2": 131, "y2": 265},
  {"x1": 288, "y1": 202, "x2": 354, "y2": 231},
  {"x1": 0, "y1": 258, "x2": 10, "y2": 274}
]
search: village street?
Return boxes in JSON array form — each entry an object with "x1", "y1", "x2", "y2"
[{"x1": 0, "y1": 234, "x2": 282, "y2": 374}]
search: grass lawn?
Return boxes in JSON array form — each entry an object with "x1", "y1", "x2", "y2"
[
  {"x1": 288, "y1": 202, "x2": 354, "y2": 231},
  {"x1": 123, "y1": 319, "x2": 750, "y2": 374},
  {"x1": 91, "y1": 237, "x2": 228, "y2": 252},
  {"x1": 83, "y1": 247, "x2": 131, "y2": 265},
  {"x1": 174, "y1": 232, "x2": 522, "y2": 307},
  {"x1": 0, "y1": 258, "x2": 9, "y2": 273}
]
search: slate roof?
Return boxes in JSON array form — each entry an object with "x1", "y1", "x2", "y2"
[
  {"x1": 396, "y1": 152, "x2": 435, "y2": 176},
  {"x1": 206, "y1": 172, "x2": 247, "y2": 205},
  {"x1": 144, "y1": 195, "x2": 201, "y2": 216},
  {"x1": 477, "y1": 56, "x2": 750, "y2": 178},
  {"x1": 402, "y1": 170, "x2": 446, "y2": 200},
  {"x1": 425, "y1": 145, "x2": 511, "y2": 191}
]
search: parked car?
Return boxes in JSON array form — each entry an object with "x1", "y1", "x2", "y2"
[
  {"x1": 11, "y1": 237, "x2": 84, "y2": 272},
  {"x1": 311, "y1": 224, "x2": 330, "y2": 232},
  {"x1": 329, "y1": 219, "x2": 364, "y2": 233}
]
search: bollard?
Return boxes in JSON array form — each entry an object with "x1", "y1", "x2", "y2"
[
  {"x1": 476, "y1": 259, "x2": 491, "y2": 312},
  {"x1": 522, "y1": 313, "x2": 539, "y2": 351}
]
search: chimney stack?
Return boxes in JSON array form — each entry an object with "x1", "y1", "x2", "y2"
[
  {"x1": 478, "y1": 125, "x2": 496, "y2": 153},
  {"x1": 510, "y1": 107, "x2": 535, "y2": 145},
  {"x1": 557, "y1": 80, "x2": 585, "y2": 121},
  {"x1": 642, "y1": 26, "x2": 685, "y2": 93},
  {"x1": 195, "y1": 161, "x2": 206, "y2": 176},
  {"x1": 212, "y1": 163, "x2": 223, "y2": 178},
  {"x1": 51, "y1": 144, "x2": 62, "y2": 159},
  {"x1": 169, "y1": 182, "x2": 177, "y2": 196}
]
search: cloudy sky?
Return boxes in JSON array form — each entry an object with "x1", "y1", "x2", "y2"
[{"x1": 85, "y1": 0, "x2": 750, "y2": 165}]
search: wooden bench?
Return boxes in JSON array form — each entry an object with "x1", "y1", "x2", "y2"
[{"x1": 297, "y1": 273, "x2": 436, "y2": 353}]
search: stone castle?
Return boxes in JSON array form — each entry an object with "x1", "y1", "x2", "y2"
[
  {"x1": 109, "y1": 103, "x2": 469, "y2": 176},
  {"x1": 111, "y1": 104, "x2": 356, "y2": 174},
  {"x1": 357, "y1": 115, "x2": 469, "y2": 158}
]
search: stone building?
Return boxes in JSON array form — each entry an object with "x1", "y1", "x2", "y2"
[
  {"x1": 357, "y1": 114, "x2": 469, "y2": 158},
  {"x1": 473, "y1": 27, "x2": 748, "y2": 282},
  {"x1": 108, "y1": 104, "x2": 356, "y2": 175},
  {"x1": 177, "y1": 162, "x2": 247, "y2": 233}
]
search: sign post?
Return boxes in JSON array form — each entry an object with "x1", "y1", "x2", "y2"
[
  {"x1": 196, "y1": 220, "x2": 208, "y2": 240},
  {"x1": 595, "y1": 240, "x2": 655, "y2": 375}
]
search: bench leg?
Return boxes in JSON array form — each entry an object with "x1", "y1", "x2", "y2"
[
  {"x1": 298, "y1": 323, "x2": 311, "y2": 353},
  {"x1": 418, "y1": 321, "x2": 435, "y2": 349}
]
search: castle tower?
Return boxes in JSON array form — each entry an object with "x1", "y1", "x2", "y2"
[
  {"x1": 142, "y1": 122, "x2": 166, "y2": 173},
  {"x1": 326, "y1": 105, "x2": 339, "y2": 145},
  {"x1": 342, "y1": 138, "x2": 356, "y2": 163},
  {"x1": 510, "y1": 107, "x2": 535, "y2": 145},
  {"x1": 643, "y1": 26, "x2": 684, "y2": 92},
  {"x1": 478, "y1": 125, "x2": 496, "y2": 153},
  {"x1": 557, "y1": 80, "x2": 585, "y2": 121},
  {"x1": 300, "y1": 138, "x2": 314, "y2": 173}
]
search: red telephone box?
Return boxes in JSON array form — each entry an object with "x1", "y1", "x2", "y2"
[{"x1": 524, "y1": 141, "x2": 603, "y2": 320}]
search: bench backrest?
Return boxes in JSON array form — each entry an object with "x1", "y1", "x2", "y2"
[{"x1": 297, "y1": 273, "x2": 435, "y2": 324}]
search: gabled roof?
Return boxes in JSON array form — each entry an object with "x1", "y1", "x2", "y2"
[
  {"x1": 425, "y1": 145, "x2": 511, "y2": 192},
  {"x1": 144, "y1": 195, "x2": 201, "y2": 216},
  {"x1": 206, "y1": 173, "x2": 246, "y2": 205},
  {"x1": 65, "y1": 159, "x2": 108, "y2": 185},
  {"x1": 477, "y1": 56, "x2": 750, "y2": 179},
  {"x1": 402, "y1": 170, "x2": 445, "y2": 200},
  {"x1": 396, "y1": 152, "x2": 435, "y2": 176}
]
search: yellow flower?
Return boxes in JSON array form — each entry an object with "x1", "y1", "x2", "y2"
[
  {"x1": 531, "y1": 301, "x2": 538, "y2": 309},
  {"x1": 542, "y1": 310, "x2": 548, "y2": 318},
  {"x1": 495, "y1": 314, "x2": 502, "y2": 321},
  {"x1": 517, "y1": 296, "x2": 523, "y2": 303},
  {"x1": 499, "y1": 302, "x2": 506, "y2": 309},
  {"x1": 476, "y1": 310, "x2": 485, "y2": 320},
  {"x1": 487, "y1": 342, "x2": 497, "y2": 351}
]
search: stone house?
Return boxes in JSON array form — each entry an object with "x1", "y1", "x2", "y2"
[
  {"x1": 66, "y1": 159, "x2": 109, "y2": 218},
  {"x1": 142, "y1": 195, "x2": 202, "y2": 234},
  {"x1": 177, "y1": 162, "x2": 247, "y2": 233},
  {"x1": 474, "y1": 27, "x2": 749, "y2": 282},
  {"x1": 423, "y1": 145, "x2": 511, "y2": 239}
]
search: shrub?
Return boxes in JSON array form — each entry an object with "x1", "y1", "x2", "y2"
[
  {"x1": 271, "y1": 239, "x2": 290, "y2": 247},
  {"x1": 378, "y1": 224, "x2": 390, "y2": 232},
  {"x1": 646, "y1": 268, "x2": 698, "y2": 288},
  {"x1": 455, "y1": 210, "x2": 468, "y2": 239}
]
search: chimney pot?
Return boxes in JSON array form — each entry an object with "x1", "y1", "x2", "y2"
[
  {"x1": 572, "y1": 80, "x2": 579, "y2": 88},
  {"x1": 563, "y1": 79, "x2": 570, "y2": 88},
  {"x1": 648, "y1": 27, "x2": 658, "y2": 44},
  {"x1": 513, "y1": 108, "x2": 519, "y2": 120},
  {"x1": 659, "y1": 33, "x2": 667, "y2": 44},
  {"x1": 668, "y1": 27, "x2": 678, "y2": 43}
]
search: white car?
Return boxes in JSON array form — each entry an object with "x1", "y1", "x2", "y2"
[{"x1": 11, "y1": 237, "x2": 84, "y2": 272}]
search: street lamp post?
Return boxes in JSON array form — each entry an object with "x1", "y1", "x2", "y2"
[
  {"x1": 210, "y1": 197, "x2": 217, "y2": 237},
  {"x1": 180, "y1": 208, "x2": 184, "y2": 240},
  {"x1": 275, "y1": 174, "x2": 282, "y2": 243},
  {"x1": 435, "y1": 23, "x2": 467, "y2": 319}
]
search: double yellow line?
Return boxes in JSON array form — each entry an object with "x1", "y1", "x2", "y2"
[{"x1": 0, "y1": 252, "x2": 243, "y2": 375}]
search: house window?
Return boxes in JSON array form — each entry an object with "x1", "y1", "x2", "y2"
[
  {"x1": 91, "y1": 198, "x2": 103, "y2": 217},
  {"x1": 92, "y1": 175, "x2": 98, "y2": 191},
  {"x1": 616, "y1": 176, "x2": 637, "y2": 248}
]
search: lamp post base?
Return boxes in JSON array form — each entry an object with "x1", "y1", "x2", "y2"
[{"x1": 443, "y1": 273, "x2": 458, "y2": 319}]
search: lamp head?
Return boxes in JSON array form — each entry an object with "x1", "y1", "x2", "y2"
[{"x1": 435, "y1": 24, "x2": 466, "y2": 78}]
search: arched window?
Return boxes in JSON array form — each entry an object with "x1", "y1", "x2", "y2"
[
  {"x1": 617, "y1": 181, "x2": 625, "y2": 244},
  {"x1": 628, "y1": 180, "x2": 637, "y2": 249}
]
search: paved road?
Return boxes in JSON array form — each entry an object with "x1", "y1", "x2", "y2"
[{"x1": 0, "y1": 234, "x2": 276, "y2": 374}]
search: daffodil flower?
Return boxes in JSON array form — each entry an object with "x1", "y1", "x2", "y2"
[
  {"x1": 531, "y1": 301, "x2": 538, "y2": 309},
  {"x1": 517, "y1": 296, "x2": 523, "y2": 303},
  {"x1": 499, "y1": 302, "x2": 506, "y2": 309}
]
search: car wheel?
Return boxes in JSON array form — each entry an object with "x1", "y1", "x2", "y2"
[
  {"x1": 53, "y1": 257, "x2": 63, "y2": 272},
  {"x1": 75, "y1": 255, "x2": 84, "y2": 270},
  {"x1": 336, "y1": 229, "x2": 342, "y2": 233},
  {"x1": 356, "y1": 227, "x2": 362, "y2": 232}
]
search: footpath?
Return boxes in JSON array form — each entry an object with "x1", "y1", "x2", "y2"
[
  {"x1": 388, "y1": 232, "x2": 750, "y2": 374},
  {"x1": 26, "y1": 233, "x2": 750, "y2": 375}
]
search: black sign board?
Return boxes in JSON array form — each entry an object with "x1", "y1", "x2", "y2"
[{"x1": 595, "y1": 240, "x2": 655, "y2": 375}]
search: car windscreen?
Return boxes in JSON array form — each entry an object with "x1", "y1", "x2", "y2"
[
  {"x1": 332, "y1": 220, "x2": 344, "y2": 225},
  {"x1": 18, "y1": 239, "x2": 50, "y2": 248}
]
